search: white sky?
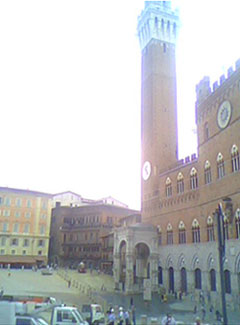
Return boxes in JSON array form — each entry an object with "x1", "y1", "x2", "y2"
[{"x1": 0, "y1": 1, "x2": 240, "y2": 210}]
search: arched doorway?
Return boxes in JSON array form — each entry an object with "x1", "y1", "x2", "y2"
[
  {"x1": 158, "y1": 266, "x2": 163, "y2": 285},
  {"x1": 169, "y1": 267, "x2": 174, "y2": 293},
  {"x1": 180, "y1": 267, "x2": 187, "y2": 293},
  {"x1": 119, "y1": 240, "x2": 126, "y2": 291},
  {"x1": 210, "y1": 269, "x2": 216, "y2": 291},
  {"x1": 195, "y1": 268, "x2": 202, "y2": 289},
  {"x1": 134, "y1": 243, "x2": 150, "y2": 288}
]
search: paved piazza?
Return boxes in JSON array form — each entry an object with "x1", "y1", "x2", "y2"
[{"x1": 0, "y1": 268, "x2": 239, "y2": 324}]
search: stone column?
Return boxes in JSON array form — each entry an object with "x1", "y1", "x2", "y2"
[
  {"x1": 202, "y1": 270, "x2": 209, "y2": 292},
  {"x1": 174, "y1": 269, "x2": 181, "y2": 293},
  {"x1": 150, "y1": 254, "x2": 158, "y2": 292},
  {"x1": 113, "y1": 253, "x2": 121, "y2": 290},
  {"x1": 187, "y1": 270, "x2": 195, "y2": 295},
  {"x1": 125, "y1": 253, "x2": 134, "y2": 293}
]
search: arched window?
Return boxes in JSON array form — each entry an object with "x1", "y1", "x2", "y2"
[
  {"x1": 210, "y1": 269, "x2": 216, "y2": 291},
  {"x1": 224, "y1": 270, "x2": 231, "y2": 294},
  {"x1": 167, "y1": 223, "x2": 173, "y2": 245},
  {"x1": 177, "y1": 172, "x2": 184, "y2": 194},
  {"x1": 165, "y1": 177, "x2": 172, "y2": 197},
  {"x1": 192, "y1": 219, "x2": 200, "y2": 243},
  {"x1": 231, "y1": 144, "x2": 240, "y2": 172},
  {"x1": 154, "y1": 17, "x2": 158, "y2": 30},
  {"x1": 204, "y1": 160, "x2": 212, "y2": 184},
  {"x1": 157, "y1": 225, "x2": 162, "y2": 245},
  {"x1": 235, "y1": 209, "x2": 240, "y2": 239},
  {"x1": 217, "y1": 153, "x2": 225, "y2": 179},
  {"x1": 223, "y1": 215, "x2": 229, "y2": 240},
  {"x1": 190, "y1": 168, "x2": 198, "y2": 190},
  {"x1": 195, "y1": 268, "x2": 202, "y2": 289},
  {"x1": 173, "y1": 22, "x2": 176, "y2": 37},
  {"x1": 207, "y1": 216, "x2": 215, "y2": 241},
  {"x1": 178, "y1": 221, "x2": 186, "y2": 244},
  {"x1": 204, "y1": 122, "x2": 209, "y2": 140},
  {"x1": 161, "y1": 19, "x2": 164, "y2": 32},
  {"x1": 167, "y1": 20, "x2": 170, "y2": 35}
]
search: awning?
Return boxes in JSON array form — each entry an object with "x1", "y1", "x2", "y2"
[{"x1": 0, "y1": 256, "x2": 44, "y2": 264}]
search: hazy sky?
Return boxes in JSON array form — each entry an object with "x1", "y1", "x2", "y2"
[{"x1": 1, "y1": 1, "x2": 240, "y2": 210}]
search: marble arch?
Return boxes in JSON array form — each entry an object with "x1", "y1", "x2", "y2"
[{"x1": 113, "y1": 223, "x2": 158, "y2": 293}]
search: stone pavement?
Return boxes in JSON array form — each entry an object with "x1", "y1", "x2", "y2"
[{"x1": 0, "y1": 268, "x2": 239, "y2": 324}]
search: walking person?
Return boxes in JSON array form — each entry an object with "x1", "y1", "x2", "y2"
[
  {"x1": 131, "y1": 304, "x2": 136, "y2": 325},
  {"x1": 161, "y1": 313, "x2": 177, "y2": 325},
  {"x1": 118, "y1": 307, "x2": 124, "y2": 325},
  {"x1": 107, "y1": 308, "x2": 116, "y2": 325},
  {"x1": 194, "y1": 316, "x2": 202, "y2": 325},
  {"x1": 201, "y1": 305, "x2": 206, "y2": 321},
  {"x1": 124, "y1": 309, "x2": 130, "y2": 325}
]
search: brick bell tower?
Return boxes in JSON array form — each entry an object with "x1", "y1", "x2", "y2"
[{"x1": 137, "y1": 1, "x2": 179, "y2": 219}]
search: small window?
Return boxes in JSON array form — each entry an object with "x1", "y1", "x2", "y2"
[
  {"x1": 231, "y1": 144, "x2": 240, "y2": 172},
  {"x1": 177, "y1": 173, "x2": 184, "y2": 194},
  {"x1": 217, "y1": 153, "x2": 225, "y2": 179},
  {"x1": 23, "y1": 239, "x2": 29, "y2": 247},
  {"x1": 192, "y1": 219, "x2": 200, "y2": 243},
  {"x1": 165, "y1": 177, "x2": 172, "y2": 197},
  {"x1": 204, "y1": 161, "x2": 212, "y2": 184},
  {"x1": 11, "y1": 238, "x2": 18, "y2": 246},
  {"x1": 26, "y1": 199, "x2": 32, "y2": 208},
  {"x1": 190, "y1": 168, "x2": 198, "y2": 190},
  {"x1": 204, "y1": 122, "x2": 209, "y2": 140}
]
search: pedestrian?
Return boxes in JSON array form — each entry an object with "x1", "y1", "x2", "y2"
[
  {"x1": 161, "y1": 313, "x2": 177, "y2": 325},
  {"x1": 216, "y1": 310, "x2": 221, "y2": 321},
  {"x1": 193, "y1": 305, "x2": 197, "y2": 314},
  {"x1": 107, "y1": 308, "x2": 116, "y2": 325},
  {"x1": 0, "y1": 287, "x2": 4, "y2": 297},
  {"x1": 131, "y1": 304, "x2": 136, "y2": 325},
  {"x1": 201, "y1": 305, "x2": 206, "y2": 321},
  {"x1": 130, "y1": 297, "x2": 133, "y2": 307},
  {"x1": 68, "y1": 280, "x2": 71, "y2": 288},
  {"x1": 194, "y1": 316, "x2": 201, "y2": 325},
  {"x1": 179, "y1": 291, "x2": 182, "y2": 300},
  {"x1": 8, "y1": 272, "x2": 11, "y2": 277},
  {"x1": 124, "y1": 309, "x2": 130, "y2": 325},
  {"x1": 118, "y1": 306, "x2": 124, "y2": 325}
]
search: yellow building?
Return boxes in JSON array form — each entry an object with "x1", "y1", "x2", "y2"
[{"x1": 0, "y1": 187, "x2": 52, "y2": 267}]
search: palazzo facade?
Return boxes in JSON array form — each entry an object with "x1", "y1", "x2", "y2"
[{"x1": 114, "y1": 1, "x2": 240, "y2": 309}]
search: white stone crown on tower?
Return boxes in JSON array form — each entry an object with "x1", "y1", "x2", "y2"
[{"x1": 137, "y1": 1, "x2": 179, "y2": 51}]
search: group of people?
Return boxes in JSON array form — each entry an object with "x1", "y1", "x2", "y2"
[{"x1": 107, "y1": 306, "x2": 132, "y2": 325}]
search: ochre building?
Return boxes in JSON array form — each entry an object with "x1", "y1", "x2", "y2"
[
  {"x1": 0, "y1": 187, "x2": 52, "y2": 267},
  {"x1": 114, "y1": 1, "x2": 240, "y2": 309}
]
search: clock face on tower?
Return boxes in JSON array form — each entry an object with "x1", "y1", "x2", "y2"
[
  {"x1": 142, "y1": 161, "x2": 151, "y2": 181},
  {"x1": 217, "y1": 100, "x2": 232, "y2": 129}
]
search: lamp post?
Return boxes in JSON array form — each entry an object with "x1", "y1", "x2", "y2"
[{"x1": 215, "y1": 204, "x2": 228, "y2": 324}]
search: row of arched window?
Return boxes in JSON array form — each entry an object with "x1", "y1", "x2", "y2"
[
  {"x1": 157, "y1": 209, "x2": 240, "y2": 245},
  {"x1": 158, "y1": 267, "x2": 232, "y2": 294},
  {"x1": 165, "y1": 144, "x2": 240, "y2": 197}
]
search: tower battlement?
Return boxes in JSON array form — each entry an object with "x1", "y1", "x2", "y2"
[
  {"x1": 196, "y1": 58, "x2": 240, "y2": 106},
  {"x1": 137, "y1": 1, "x2": 179, "y2": 51}
]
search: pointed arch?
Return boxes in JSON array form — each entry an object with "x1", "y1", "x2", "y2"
[
  {"x1": 207, "y1": 216, "x2": 215, "y2": 241},
  {"x1": 166, "y1": 177, "x2": 172, "y2": 197},
  {"x1": 190, "y1": 168, "x2": 198, "y2": 189},
  {"x1": 217, "y1": 152, "x2": 225, "y2": 179},
  {"x1": 192, "y1": 219, "x2": 200, "y2": 243},
  {"x1": 167, "y1": 223, "x2": 173, "y2": 245},
  {"x1": 231, "y1": 144, "x2": 240, "y2": 172},
  {"x1": 177, "y1": 172, "x2": 184, "y2": 194}
]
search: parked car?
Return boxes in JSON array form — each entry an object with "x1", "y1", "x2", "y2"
[
  {"x1": 41, "y1": 267, "x2": 53, "y2": 275},
  {"x1": 81, "y1": 304, "x2": 105, "y2": 325}
]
